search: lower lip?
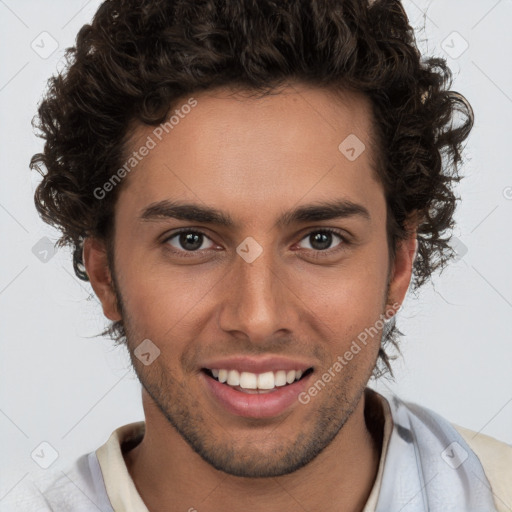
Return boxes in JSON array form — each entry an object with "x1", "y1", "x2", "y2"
[{"x1": 201, "y1": 371, "x2": 312, "y2": 419}]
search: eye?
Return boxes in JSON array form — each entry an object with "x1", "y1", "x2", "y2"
[
  {"x1": 162, "y1": 227, "x2": 349, "y2": 259},
  {"x1": 296, "y1": 229, "x2": 346, "y2": 252},
  {"x1": 164, "y1": 229, "x2": 217, "y2": 253}
]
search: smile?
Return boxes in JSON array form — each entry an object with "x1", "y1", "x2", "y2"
[
  {"x1": 203, "y1": 368, "x2": 313, "y2": 393},
  {"x1": 201, "y1": 366, "x2": 314, "y2": 418}
]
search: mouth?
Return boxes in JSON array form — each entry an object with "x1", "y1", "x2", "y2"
[
  {"x1": 200, "y1": 366, "x2": 315, "y2": 419},
  {"x1": 202, "y1": 367, "x2": 314, "y2": 394}
]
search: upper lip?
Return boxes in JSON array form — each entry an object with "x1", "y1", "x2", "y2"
[{"x1": 201, "y1": 356, "x2": 314, "y2": 374}]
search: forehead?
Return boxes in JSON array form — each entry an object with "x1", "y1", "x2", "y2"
[{"x1": 118, "y1": 84, "x2": 383, "y2": 224}]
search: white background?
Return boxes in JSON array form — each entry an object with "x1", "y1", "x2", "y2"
[{"x1": 1, "y1": 0, "x2": 511, "y2": 501}]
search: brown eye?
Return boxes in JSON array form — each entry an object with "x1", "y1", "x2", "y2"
[
  {"x1": 165, "y1": 230, "x2": 215, "y2": 252},
  {"x1": 297, "y1": 229, "x2": 345, "y2": 252}
]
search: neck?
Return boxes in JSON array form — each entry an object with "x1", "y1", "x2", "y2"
[{"x1": 124, "y1": 387, "x2": 383, "y2": 512}]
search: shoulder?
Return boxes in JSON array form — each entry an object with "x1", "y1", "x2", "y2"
[
  {"x1": 376, "y1": 391, "x2": 511, "y2": 511},
  {"x1": 452, "y1": 424, "x2": 512, "y2": 512},
  {"x1": 0, "y1": 453, "x2": 113, "y2": 512}
]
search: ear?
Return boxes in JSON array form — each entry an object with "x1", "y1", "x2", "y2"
[
  {"x1": 82, "y1": 237, "x2": 122, "y2": 322},
  {"x1": 385, "y1": 226, "x2": 418, "y2": 319}
]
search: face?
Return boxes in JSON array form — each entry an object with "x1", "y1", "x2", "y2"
[{"x1": 85, "y1": 84, "x2": 414, "y2": 478}]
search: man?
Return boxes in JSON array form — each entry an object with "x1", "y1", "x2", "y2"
[{"x1": 8, "y1": 0, "x2": 511, "y2": 510}]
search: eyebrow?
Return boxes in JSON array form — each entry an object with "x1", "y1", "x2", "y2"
[{"x1": 139, "y1": 199, "x2": 371, "y2": 228}]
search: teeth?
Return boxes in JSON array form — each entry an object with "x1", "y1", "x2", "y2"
[
  {"x1": 274, "y1": 370, "x2": 287, "y2": 387},
  {"x1": 239, "y1": 372, "x2": 257, "y2": 389},
  {"x1": 227, "y1": 369, "x2": 240, "y2": 386},
  {"x1": 257, "y1": 371, "x2": 275, "y2": 390},
  {"x1": 209, "y1": 368, "x2": 307, "y2": 390}
]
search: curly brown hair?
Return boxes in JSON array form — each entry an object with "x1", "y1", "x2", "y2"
[{"x1": 31, "y1": 0, "x2": 474, "y2": 378}]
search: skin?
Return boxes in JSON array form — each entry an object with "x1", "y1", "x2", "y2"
[{"x1": 84, "y1": 83, "x2": 417, "y2": 512}]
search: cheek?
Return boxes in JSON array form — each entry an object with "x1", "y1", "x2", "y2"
[
  {"x1": 295, "y1": 246, "x2": 389, "y2": 352},
  {"x1": 116, "y1": 253, "x2": 229, "y2": 346},
  {"x1": 126, "y1": 281, "x2": 192, "y2": 333},
  {"x1": 299, "y1": 247, "x2": 388, "y2": 312}
]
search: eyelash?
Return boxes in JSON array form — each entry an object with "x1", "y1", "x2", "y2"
[{"x1": 162, "y1": 227, "x2": 350, "y2": 259}]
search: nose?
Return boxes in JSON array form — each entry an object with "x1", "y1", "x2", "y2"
[{"x1": 217, "y1": 246, "x2": 298, "y2": 344}]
